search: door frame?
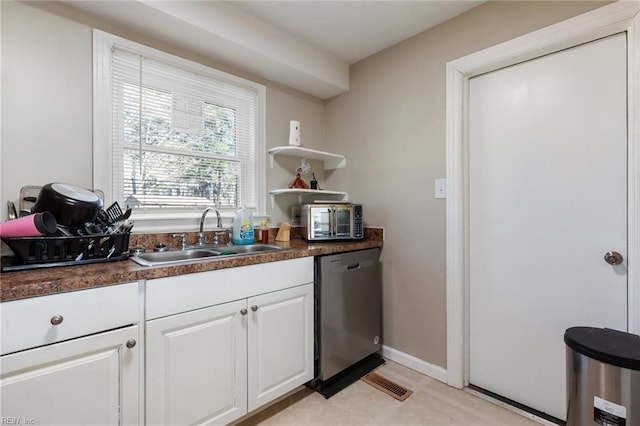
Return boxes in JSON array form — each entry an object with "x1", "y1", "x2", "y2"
[{"x1": 445, "y1": 1, "x2": 640, "y2": 389}]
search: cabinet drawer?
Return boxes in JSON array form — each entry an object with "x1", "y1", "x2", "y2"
[{"x1": 1, "y1": 282, "x2": 139, "y2": 355}]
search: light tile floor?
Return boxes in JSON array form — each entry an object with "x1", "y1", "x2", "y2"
[{"x1": 238, "y1": 359, "x2": 540, "y2": 425}]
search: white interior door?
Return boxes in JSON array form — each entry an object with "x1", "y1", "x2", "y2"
[{"x1": 468, "y1": 33, "x2": 627, "y2": 421}]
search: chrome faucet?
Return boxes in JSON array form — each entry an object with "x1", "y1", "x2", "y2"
[
  {"x1": 198, "y1": 207, "x2": 222, "y2": 246},
  {"x1": 172, "y1": 233, "x2": 187, "y2": 250}
]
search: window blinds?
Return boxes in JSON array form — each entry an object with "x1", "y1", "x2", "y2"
[{"x1": 110, "y1": 47, "x2": 259, "y2": 210}]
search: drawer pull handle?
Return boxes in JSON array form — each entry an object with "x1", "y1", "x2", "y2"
[
  {"x1": 126, "y1": 339, "x2": 136, "y2": 349},
  {"x1": 50, "y1": 315, "x2": 64, "y2": 325},
  {"x1": 251, "y1": 305, "x2": 258, "y2": 312},
  {"x1": 240, "y1": 308, "x2": 248, "y2": 316}
]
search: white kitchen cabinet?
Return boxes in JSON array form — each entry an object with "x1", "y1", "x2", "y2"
[
  {"x1": 1, "y1": 325, "x2": 139, "y2": 426},
  {"x1": 1, "y1": 282, "x2": 139, "y2": 356},
  {"x1": 0, "y1": 283, "x2": 140, "y2": 426},
  {"x1": 145, "y1": 258, "x2": 314, "y2": 425},
  {"x1": 146, "y1": 299, "x2": 247, "y2": 426},
  {"x1": 247, "y1": 284, "x2": 313, "y2": 411}
]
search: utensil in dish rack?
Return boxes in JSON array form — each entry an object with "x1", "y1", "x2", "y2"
[
  {"x1": 105, "y1": 202, "x2": 124, "y2": 223},
  {"x1": 7, "y1": 201, "x2": 17, "y2": 220}
]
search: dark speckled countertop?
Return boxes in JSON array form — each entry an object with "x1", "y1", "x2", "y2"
[{"x1": 0, "y1": 229, "x2": 383, "y2": 302}]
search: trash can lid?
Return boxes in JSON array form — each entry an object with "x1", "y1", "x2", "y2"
[{"x1": 564, "y1": 327, "x2": 640, "y2": 371}]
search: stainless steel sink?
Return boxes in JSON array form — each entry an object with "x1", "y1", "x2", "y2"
[
  {"x1": 130, "y1": 244, "x2": 284, "y2": 267},
  {"x1": 130, "y1": 248, "x2": 222, "y2": 266},
  {"x1": 215, "y1": 244, "x2": 284, "y2": 255}
]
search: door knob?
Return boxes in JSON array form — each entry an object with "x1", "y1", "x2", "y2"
[
  {"x1": 251, "y1": 305, "x2": 258, "y2": 312},
  {"x1": 604, "y1": 251, "x2": 623, "y2": 265}
]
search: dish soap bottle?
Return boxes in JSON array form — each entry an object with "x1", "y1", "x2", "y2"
[{"x1": 232, "y1": 207, "x2": 254, "y2": 245}]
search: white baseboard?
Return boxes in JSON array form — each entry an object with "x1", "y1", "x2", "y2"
[{"x1": 382, "y1": 345, "x2": 448, "y2": 383}]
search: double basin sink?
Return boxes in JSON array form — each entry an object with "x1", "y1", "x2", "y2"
[{"x1": 130, "y1": 244, "x2": 284, "y2": 267}]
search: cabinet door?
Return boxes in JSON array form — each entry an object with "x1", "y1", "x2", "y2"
[
  {"x1": 0, "y1": 325, "x2": 140, "y2": 425},
  {"x1": 146, "y1": 300, "x2": 247, "y2": 426},
  {"x1": 247, "y1": 283, "x2": 314, "y2": 411}
]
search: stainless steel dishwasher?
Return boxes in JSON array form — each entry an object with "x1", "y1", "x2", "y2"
[{"x1": 313, "y1": 248, "x2": 383, "y2": 395}]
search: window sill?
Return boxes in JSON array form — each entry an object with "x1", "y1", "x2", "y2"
[{"x1": 128, "y1": 209, "x2": 269, "y2": 233}]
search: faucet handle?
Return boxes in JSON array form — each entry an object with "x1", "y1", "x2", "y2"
[
  {"x1": 172, "y1": 233, "x2": 187, "y2": 249},
  {"x1": 212, "y1": 229, "x2": 229, "y2": 246}
]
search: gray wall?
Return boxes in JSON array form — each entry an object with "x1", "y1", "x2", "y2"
[
  {"x1": 0, "y1": 1, "x2": 325, "y2": 227},
  {"x1": 324, "y1": 1, "x2": 608, "y2": 368},
  {"x1": 2, "y1": 0, "x2": 608, "y2": 370}
]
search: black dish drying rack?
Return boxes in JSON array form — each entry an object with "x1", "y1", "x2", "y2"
[{"x1": 1, "y1": 232, "x2": 131, "y2": 272}]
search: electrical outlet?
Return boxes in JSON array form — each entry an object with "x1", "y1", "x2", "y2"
[{"x1": 435, "y1": 178, "x2": 446, "y2": 199}]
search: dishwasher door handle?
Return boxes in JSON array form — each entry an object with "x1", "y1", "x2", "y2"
[{"x1": 330, "y1": 259, "x2": 375, "y2": 273}]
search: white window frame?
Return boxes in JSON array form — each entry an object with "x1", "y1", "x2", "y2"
[{"x1": 93, "y1": 30, "x2": 266, "y2": 232}]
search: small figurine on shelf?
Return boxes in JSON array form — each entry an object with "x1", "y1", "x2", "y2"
[
  {"x1": 288, "y1": 161, "x2": 311, "y2": 189},
  {"x1": 288, "y1": 173, "x2": 310, "y2": 189}
]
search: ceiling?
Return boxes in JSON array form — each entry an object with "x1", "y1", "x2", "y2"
[
  {"x1": 61, "y1": 1, "x2": 483, "y2": 98},
  {"x1": 231, "y1": 1, "x2": 484, "y2": 64}
]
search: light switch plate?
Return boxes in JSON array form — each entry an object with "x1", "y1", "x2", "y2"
[{"x1": 435, "y1": 178, "x2": 446, "y2": 199}]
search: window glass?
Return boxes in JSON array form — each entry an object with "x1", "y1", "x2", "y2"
[{"x1": 94, "y1": 31, "x2": 265, "y2": 216}]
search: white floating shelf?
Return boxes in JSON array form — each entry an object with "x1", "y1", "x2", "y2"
[
  {"x1": 268, "y1": 188, "x2": 348, "y2": 208},
  {"x1": 268, "y1": 146, "x2": 346, "y2": 170}
]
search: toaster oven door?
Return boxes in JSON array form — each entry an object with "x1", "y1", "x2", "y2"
[
  {"x1": 311, "y1": 207, "x2": 332, "y2": 239},
  {"x1": 334, "y1": 206, "x2": 353, "y2": 238}
]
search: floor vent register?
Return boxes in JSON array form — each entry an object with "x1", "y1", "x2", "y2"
[{"x1": 361, "y1": 373, "x2": 413, "y2": 401}]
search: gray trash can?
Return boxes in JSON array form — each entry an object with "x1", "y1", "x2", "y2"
[{"x1": 564, "y1": 327, "x2": 640, "y2": 426}]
